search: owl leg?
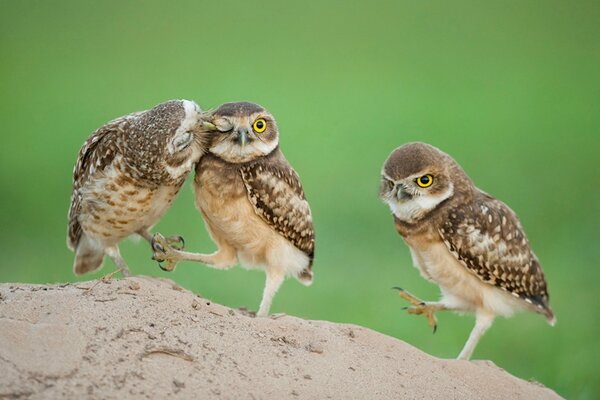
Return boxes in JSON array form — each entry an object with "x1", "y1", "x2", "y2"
[
  {"x1": 151, "y1": 233, "x2": 236, "y2": 272},
  {"x1": 457, "y1": 311, "x2": 494, "y2": 360},
  {"x1": 256, "y1": 271, "x2": 285, "y2": 317},
  {"x1": 105, "y1": 246, "x2": 132, "y2": 277},
  {"x1": 393, "y1": 287, "x2": 447, "y2": 333}
]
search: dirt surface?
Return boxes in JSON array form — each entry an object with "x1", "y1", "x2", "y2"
[{"x1": 0, "y1": 276, "x2": 561, "y2": 399}]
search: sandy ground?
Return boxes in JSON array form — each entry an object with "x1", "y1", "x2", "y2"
[{"x1": 0, "y1": 276, "x2": 560, "y2": 399}]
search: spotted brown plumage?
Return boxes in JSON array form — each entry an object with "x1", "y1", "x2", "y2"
[
  {"x1": 150, "y1": 101, "x2": 316, "y2": 317},
  {"x1": 379, "y1": 141, "x2": 554, "y2": 360},
  {"x1": 240, "y1": 151, "x2": 315, "y2": 266},
  {"x1": 68, "y1": 115, "x2": 126, "y2": 251},
  {"x1": 439, "y1": 194, "x2": 552, "y2": 318},
  {"x1": 67, "y1": 99, "x2": 209, "y2": 276}
]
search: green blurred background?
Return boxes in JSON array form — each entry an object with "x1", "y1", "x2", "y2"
[{"x1": 1, "y1": 0, "x2": 598, "y2": 397}]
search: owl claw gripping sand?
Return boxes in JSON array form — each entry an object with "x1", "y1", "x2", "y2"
[
  {"x1": 67, "y1": 100, "x2": 210, "y2": 277},
  {"x1": 380, "y1": 142, "x2": 554, "y2": 360},
  {"x1": 152, "y1": 101, "x2": 315, "y2": 317}
]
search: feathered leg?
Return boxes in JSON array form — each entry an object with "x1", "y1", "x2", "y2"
[
  {"x1": 457, "y1": 311, "x2": 495, "y2": 360},
  {"x1": 151, "y1": 233, "x2": 236, "y2": 272},
  {"x1": 105, "y1": 246, "x2": 131, "y2": 277},
  {"x1": 257, "y1": 270, "x2": 285, "y2": 317}
]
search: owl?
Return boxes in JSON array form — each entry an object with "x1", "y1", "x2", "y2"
[
  {"x1": 151, "y1": 101, "x2": 315, "y2": 317},
  {"x1": 67, "y1": 99, "x2": 211, "y2": 277},
  {"x1": 379, "y1": 142, "x2": 555, "y2": 360}
]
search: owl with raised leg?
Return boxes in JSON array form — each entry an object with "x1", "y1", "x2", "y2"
[
  {"x1": 67, "y1": 100, "x2": 211, "y2": 276},
  {"x1": 151, "y1": 101, "x2": 315, "y2": 317},
  {"x1": 379, "y1": 142, "x2": 555, "y2": 360}
]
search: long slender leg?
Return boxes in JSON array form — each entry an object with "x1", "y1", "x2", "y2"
[
  {"x1": 257, "y1": 271, "x2": 285, "y2": 317},
  {"x1": 138, "y1": 229, "x2": 153, "y2": 243},
  {"x1": 394, "y1": 287, "x2": 448, "y2": 332},
  {"x1": 105, "y1": 246, "x2": 132, "y2": 277},
  {"x1": 457, "y1": 311, "x2": 495, "y2": 360},
  {"x1": 151, "y1": 233, "x2": 236, "y2": 272}
]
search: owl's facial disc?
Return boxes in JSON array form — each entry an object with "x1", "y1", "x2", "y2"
[
  {"x1": 208, "y1": 113, "x2": 279, "y2": 163},
  {"x1": 380, "y1": 172, "x2": 454, "y2": 223}
]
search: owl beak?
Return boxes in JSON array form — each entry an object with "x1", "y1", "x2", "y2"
[
  {"x1": 200, "y1": 120, "x2": 217, "y2": 131},
  {"x1": 237, "y1": 129, "x2": 248, "y2": 148},
  {"x1": 396, "y1": 185, "x2": 412, "y2": 201}
]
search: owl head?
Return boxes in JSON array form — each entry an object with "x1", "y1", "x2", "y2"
[
  {"x1": 124, "y1": 99, "x2": 209, "y2": 182},
  {"x1": 379, "y1": 142, "x2": 471, "y2": 223},
  {"x1": 201, "y1": 101, "x2": 279, "y2": 163}
]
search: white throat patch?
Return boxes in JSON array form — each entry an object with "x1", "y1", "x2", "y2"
[
  {"x1": 387, "y1": 183, "x2": 454, "y2": 223},
  {"x1": 210, "y1": 138, "x2": 278, "y2": 163}
]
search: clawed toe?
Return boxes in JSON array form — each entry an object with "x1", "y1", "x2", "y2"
[
  {"x1": 151, "y1": 233, "x2": 178, "y2": 272},
  {"x1": 405, "y1": 305, "x2": 438, "y2": 333},
  {"x1": 393, "y1": 287, "x2": 425, "y2": 306},
  {"x1": 165, "y1": 235, "x2": 185, "y2": 251},
  {"x1": 393, "y1": 286, "x2": 438, "y2": 333},
  {"x1": 157, "y1": 261, "x2": 171, "y2": 272},
  {"x1": 151, "y1": 233, "x2": 166, "y2": 254}
]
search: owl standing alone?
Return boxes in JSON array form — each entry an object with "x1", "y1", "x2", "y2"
[
  {"x1": 380, "y1": 142, "x2": 554, "y2": 360},
  {"x1": 67, "y1": 100, "x2": 209, "y2": 276},
  {"x1": 152, "y1": 101, "x2": 315, "y2": 317}
]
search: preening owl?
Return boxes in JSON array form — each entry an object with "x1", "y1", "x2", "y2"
[
  {"x1": 152, "y1": 101, "x2": 315, "y2": 317},
  {"x1": 67, "y1": 100, "x2": 210, "y2": 276},
  {"x1": 379, "y1": 142, "x2": 554, "y2": 360}
]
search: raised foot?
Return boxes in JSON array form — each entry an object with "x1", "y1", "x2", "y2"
[
  {"x1": 151, "y1": 233, "x2": 181, "y2": 272},
  {"x1": 393, "y1": 287, "x2": 439, "y2": 333},
  {"x1": 165, "y1": 235, "x2": 185, "y2": 251}
]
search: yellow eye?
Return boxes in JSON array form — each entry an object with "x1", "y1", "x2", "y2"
[
  {"x1": 253, "y1": 118, "x2": 267, "y2": 133},
  {"x1": 416, "y1": 174, "x2": 434, "y2": 188}
]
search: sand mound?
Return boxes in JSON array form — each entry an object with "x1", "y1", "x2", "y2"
[{"x1": 0, "y1": 277, "x2": 560, "y2": 399}]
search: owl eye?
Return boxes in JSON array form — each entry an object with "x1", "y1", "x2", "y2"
[
  {"x1": 386, "y1": 179, "x2": 394, "y2": 190},
  {"x1": 416, "y1": 174, "x2": 434, "y2": 188},
  {"x1": 253, "y1": 118, "x2": 267, "y2": 133}
]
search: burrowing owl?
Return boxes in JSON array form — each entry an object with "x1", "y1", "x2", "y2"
[
  {"x1": 379, "y1": 142, "x2": 555, "y2": 360},
  {"x1": 67, "y1": 100, "x2": 210, "y2": 276},
  {"x1": 151, "y1": 101, "x2": 315, "y2": 316}
]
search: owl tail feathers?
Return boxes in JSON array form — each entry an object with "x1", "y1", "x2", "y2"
[
  {"x1": 73, "y1": 236, "x2": 105, "y2": 275},
  {"x1": 545, "y1": 308, "x2": 557, "y2": 327},
  {"x1": 297, "y1": 267, "x2": 313, "y2": 286},
  {"x1": 538, "y1": 301, "x2": 556, "y2": 326}
]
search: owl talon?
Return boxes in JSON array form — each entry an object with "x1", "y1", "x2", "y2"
[
  {"x1": 405, "y1": 305, "x2": 438, "y2": 333},
  {"x1": 157, "y1": 260, "x2": 170, "y2": 272},
  {"x1": 151, "y1": 233, "x2": 179, "y2": 272},
  {"x1": 151, "y1": 234, "x2": 165, "y2": 253},
  {"x1": 165, "y1": 235, "x2": 185, "y2": 251},
  {"x1": 393, "y1": 287, "x2": 426, "y2": 306},
  {"x1": 394, "y1": 287, "x2": 438, "y2": 333},
  {"x1": 156, "y1": 257, "x2": 177, "y2": 272}
]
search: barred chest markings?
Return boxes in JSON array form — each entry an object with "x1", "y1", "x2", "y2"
[{"x1": 79, "y1": 169, "x2": 184, "y2": 244}]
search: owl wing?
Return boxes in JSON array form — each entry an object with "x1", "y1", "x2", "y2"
[
  {"x1": 67, "y1": 115, "x2": 134, "y2": 250},
  {"x1": 239, "y1": 155, "x2": 315, "y2": 263},
  {"x1": 438, "y1": 191, "x2": 552, "y2": 316}
]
